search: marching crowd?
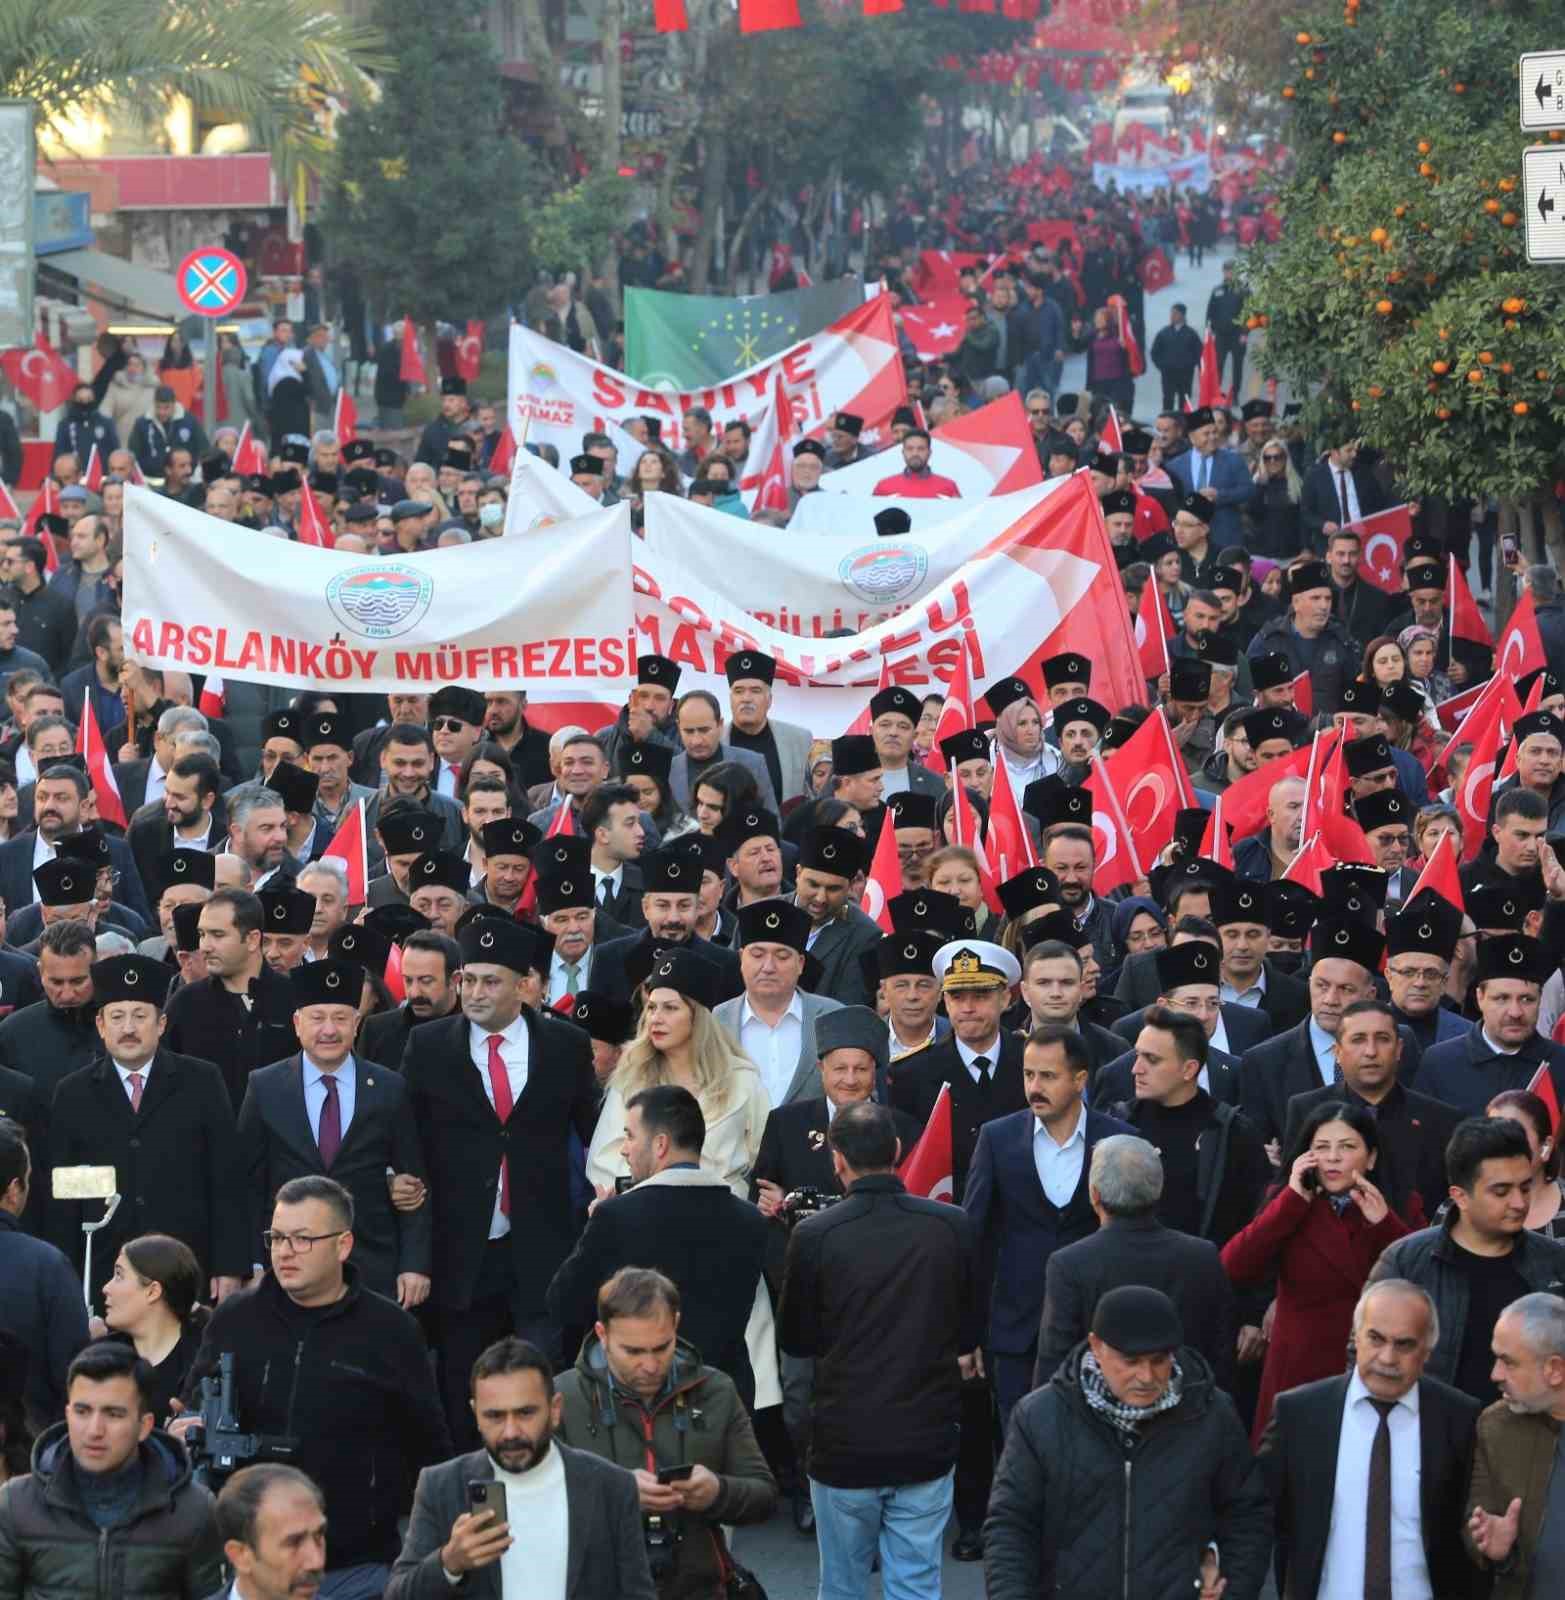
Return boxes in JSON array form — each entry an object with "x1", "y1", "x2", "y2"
[{"x1": 5, "y1": 212, "x2": 1565, "y2": 1600}]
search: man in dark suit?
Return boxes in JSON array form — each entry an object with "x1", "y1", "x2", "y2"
[
  {"x1": 791, "y1": 826, "x2": 882, "y2": 1008},
  {"x1": 579, "y1": 781, "x2": 647, "y2": 930},
  {"x1": 964, "y1": 1023, "x2": 1131, "y2": 1426},
  {"x1": 1015, "y1": 936, "x2": 1126, "y2": 1078},
  {"x1": 359, "y1": 929, "x2": 462, "y2": 1068},
  {"x1": 1283, "y1": 998, "x2": 1463, "y2": 1221},
  {"x1": 1165, "y1": 405, "x2": 1253, "y2": 544},
  {"x1": 1033, "y1": 1132, "x2": 1237, "y2": 1389},
  {"x1": 126, "y1": 753, "x2": 226, "y2": 894},
  {"x1": 237, "y1": 958, "x2": 431, "y2": 1307},
  {"x1": 401, "y1": 917, "x2": 600, "y2": 1448},
  {"x1": 1259, "y1": 1278, "x2": 1481, "y2": 1600},
  {"x1": 386, "y1": 1336, "x2": 656, "y2": 1600},
  {"x1": 547, "y1": 1084, "x2": 767, "y2": 1403},
  {"x1": 887, "y1": 938, "x2": 1024, "y2": 1561},
  {"x1": 45, "y1": 953, "x2": 249, "y2": 1303},
  {"x1": 1298, "y1": 434, "x2": 1390, "y2": 552},
  {"x1": 590, "y1": 846, "x2": 742, "y2": 1008}
]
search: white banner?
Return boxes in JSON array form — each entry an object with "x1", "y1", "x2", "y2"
[
  {"x1": 1092, "y1": 154, "x2": 1212, "y2": 194},
  {"x1": 122, "y1": 487, "x2": 636, "y2": 696},
  {"x1": 502, "y1": 444, "x2": 600, "y2": 536}
]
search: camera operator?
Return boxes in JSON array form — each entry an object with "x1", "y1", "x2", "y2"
[
  {"x1": 555, "y1": 1267, "x2": 776, "y2": 1600},
  {"x1": 387, "y1": 1336, "x2": 655, "y2": 1600},
  {"x1": 173, "y1": 1175, "x2": 451, "y2": 1599}
]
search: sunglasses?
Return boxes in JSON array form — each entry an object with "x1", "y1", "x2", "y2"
[
  {"x1": 432, "y1": 717, "x2": 472, "y2": 733},
  {"x1": 1027, "y1": 407, "x2": 1051, "y2": 418}
]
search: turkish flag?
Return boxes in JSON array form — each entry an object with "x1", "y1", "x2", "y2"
[
  {"x1": 1308, "y1": 732, "x2": 1372, "y2": 865},
  {"x1": 1435, "y1": 671, "x2": 1522, "y2": 768},
  {"x1": 334, "y1": 388, "x2": 358, "y2": 444},
  {"x1": 924, "y1": 637, "x2": 976, "y2": 777},
  {"x1": 1432, "y1": 679, "x2": 1491, "y2": 732},
  {"x1": 82, "y1": 444, "x2": 103, "y2": 493},
  {"x1": 1291, "y1": 671, "x2": 1313, "y2": 719},
  {"x1": 232, "y1": 422, "x2": 267, "y2": 476},
  {"x1": 860, "y1": 799, "x2": 902, "y2": 933},
  {"x1": 1108, "y1": 295, "x2": 1144, "y2": 378},
  {"x1": 1197, "y1": 330, "x2": 1225, "y2": 408},
  {"x1": 0, "y1": 335, "x2": 77, "y2": 413},
  {"x1": 1133, "y1": 484, "x2": 1170, "y2": 538},
  {"x1": 22, "y1": 479, "x2": 61, "y2": 573},
  {"x1": 950, "y1": 774, "x2": 1004, "y2": 915},
  {"x1": 457, "y1": 320, "x2": 485, "y2": 383},
  {"x1": 899, "y1": 298, "x2": 969, "y2": 362},
  {"x1": 1100, "y1": 407, "x2": 1123, "y2": 453},
  {"x1": 322, "y1": 797, "x2": 369, "y2": 903},
  {"x1": 1351, "y1": 504, "x2": 1414, "y2": 594},
  {"x1": 986, "y1": 746, "x2": 1037, "y2": 882},
  {"x1": 1404, "y1": 828, "x2": 1463, "y2": 914},
  {"x1": 1495, "y1": 588, "x2": 1547, "y2": 682},
  {"x1": 399, "y1": 317, "x2": 426, "y2": 386},
  {"x1": 898, "y1": 1082, "x2": 955, "y2": 1200},
  {"x1": 745, "y1": 372, "x2": 794, "y2": 515},
  {"x1": 653, "y1": 0, "x2": 688, "y2": 28},
  {"x1": 738, "y1": 0, "x2": 802, "y2": 30},
  {"x1": 1281, "y1": 830, "x2": 1333, "y2": 894},
  {"x1": 77, "y1": 697, "x2": 128, "y2": 829},
  {"x1": 1500, "y1": 667, "x2": 1550, "y2": 782},
  {"x1": 1448, "y1": 556, "x2": 1493, "y2": 649},
  {"x1": 907, "y1": 251, "x2": 987, "y2": 299},
  {"x1": 1527, "y1": 1058, "x2": 1563, "y2": 1134},
  {"x1": 1135, "y1": 574, "x2": 1174, "y2": 682},
  {"x1": 383, "y1": 939, "x2": 406, "y2": 1004},
  {"x1": 1199, "y1": 792, "x2": 1234, "y2": 868},
  {"x1": 0, "y1": 480, "x2": 17, "y2": 520},
  {"x1": 1085, "y1": 751, "x2": 1144, "y2": 894},
  {"x1": 198, "y1": 674, "x2": 226, "y2": 719},
  {"x1": 1139, "y1": 249, "x2": 1174, "y2": 293},
  {"x1": 1221, "y1": 741, "x2": 1315, "y2": 844},
  {"x1": 296, "y1": 485, "x2": 335, "y2": 549},
  {"x1": 1092, "y1": 710, "x2": 1191, "y2": 873},
  {"x1": 490, "y1": 424, "x2": 516, "y2": 478},
  {"x1": 1452, "y1": 686, "x2": 1508, "y2": 861}
]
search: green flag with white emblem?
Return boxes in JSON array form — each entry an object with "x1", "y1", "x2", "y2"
[{"x1": 623, "y1": 281, "x2": 866, "y2": 389}]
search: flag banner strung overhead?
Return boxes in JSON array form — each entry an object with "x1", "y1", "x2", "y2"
[
  {"x1": 624, "y1": 280, "x2": 866, "y2": 389},
  {"x1": 639, "y1": 472, "x2": 1142, "y2": 732},
  {"x1": 121, "y1": 486, "x2": 636, "y2": 696},
  {"x1": 812, "y1": 391, "x2": 1043, "y2": 501},
  {"x1": 507, "y1": 296, "x2": 907, "y2": 471}
]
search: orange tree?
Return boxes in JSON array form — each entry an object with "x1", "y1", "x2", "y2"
[{"x1": 1245, "y1": 0, "x2": 1565, "y2": 571}]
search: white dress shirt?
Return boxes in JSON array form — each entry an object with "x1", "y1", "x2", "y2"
[
  {"x1": 591, "y1": 863, "x2": 623, "y2": 906},
  {"x1": 113, "y1": 1058, "x2": 151, "y2": 1106},
  {"x1": 547, "y1": 949, "x2": 592, "y2": 1005},
  {"x1": 890, "y1": 1018, "x2": 938, "y2": 1060},
  {"x1": 739, "y1": 992, "x2": 804, "y2": 1107},
  {"x1": 470, "y1": 1014, "x2": 530, "y2": 1239},
  {"x1": 955, "y1": 1033, "x2": 1003, "y2": 1084},
  {"x1": 1034, "y1": 1102, "x2": 1087, "y2": 1208},
  {"x1": 302, "y1": 1054, "x2": 356, "y2": 1147},
  {"x1": 29, "y1": 829, "x2": 55, "y2": 904},
  {"x1": 436, "y1": 760, "x2": 460, "y2": 799},
  {"x1": 1316, "y1": 1372, "x2": 1432, "y2": 1600},
  {"x1": 1481, "y1": 1026, "x2": 1522, "y2": 1057},
  {"x1": 144, "y1": 756, "x2": 168, "y2": 806},
  {"x1": 173, "y1": 818, "x2": 213, "y2": 851}
]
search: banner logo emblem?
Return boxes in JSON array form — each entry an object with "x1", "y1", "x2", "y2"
[
  {"x1": 838, "y1": 543, "x2": 928, "y2": 604},
  {"x1": 326, "y1": 565, "x2": 435, "y2": 639}
]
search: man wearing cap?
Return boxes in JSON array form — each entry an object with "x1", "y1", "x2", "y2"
[
  {"x1": 1299, "y1": 431, "x2": 1388, "y2": 552},
  {"x1": 1247, "y1": 559, "x2": 1355, "y2": 710},
  {"x1": 1166, "y1": 406, "x2": 1251, "y2": 545},
  {"x1": 1353, "y1": 788, "x2": 1419, "y2": 904},
  {"x1": 415, "y1": 375, "x2": 473, "y2": 469},
  {"x1": 258, "y1": 884, "x2": 316, "y2": 975},
  {"x1": 822, "y1": 411, "x2": 867, "y2": 472},
  {"x1": 401, "y1": 916, "x2": 600, "y2": 1443},
  {"x1": 302, "y1": 713, "x2": 378, "y2": 845},
  {"x1": 792, "y1": 826, "x2": 881, "y2": 1009},
  {"x1": 424, "y1": 686, "x2": 486, "y2": 800},
  {"x1": 986, "y1": 1282, "x2": 1271, "y2": 1600},
  {"x1": 871, "y1": 428, "x2": 961, "y2": 499},
  {"x1": 870, "y1": 686, "x2": 945, "y2": 802},
  {"x1": 719, "y1": 807, "x2": 789, "y2": 912},
  {"x1": 1172, "y1": 494, "x2": 1222, "y2": 591},
  {"x1": 722, "y1": 650, "x2": 813, "y2": 806},
  {"x1": 1379, "y1": 891, "x2": 1470, "y2": 1053},
  {"x1": 783, "y1": 734, "x2": 883, "y2": 845},
  {"x1": 596, "y1": 654, "x2": 681, "y2": 775},
  {"x1": 1490, "y1": 709, "x2": 1565, "y2": 835},
  {"x1": 237, "y1": 959, "x2": 430, "y2": 1307},
  {"x1": 875, "y1": 929, "x2": 952, "y2": 1061},
  {"x1": 368, "y1": 801, "x2": 445, "y2": 909},
  {"x1": 714, "y1": 901, "x2": 845, "y2": 1108},
  {"x1": 1386, "y1": 559, "x2": 1491, "y2": 688},
  {"x1": 46, "y1": 953, "x2": 247, "y2": 1305},
  {"x1": 406, "y1": 850, "x2": 474, "y2": 937},
  {"x1": 668, "y1": 690, "x2": 779, "y2": 816},
  {"x1": 963, "y1": 1022, "x2": 1132, "y2": 1430},
  {"x1": 0, "y1": 919, "x2": 101, "y2": 1103},
  {"x1": 750, "y1": 1005, "x2": 924, "y2": 1531},
  {"x1": 788, "y1": 437, "x2": 827, "y2": 511},
  {"x1": 1416, "y1": 933, "x2": 1565, "y2": 1115},
  {"x1": 778, "y1": 1100, "x2": 982, "y2": 1592},
  {"x1": 537, "y1": 841, "x2": 616, "y2": 1003},
  {"x1": 589, "y1": 847, "x2": 744, "y2": 1009}
]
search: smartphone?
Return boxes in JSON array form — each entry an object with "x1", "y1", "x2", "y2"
[
  {"x1": 467, "y1": 1481, "x2": 507, "y2": 1522},
  {"x1": 1502, "y1": 532, "x2": 1520, "y2": 564},
  {"x1": 656, "y1": 1463, "x2": 695, "y2": 1485},
  {"x1": 614, "y1": 1174, "x2": 636, "y2": 1195},
  {"x1": 1301, "y1": 1167, "x2": 1320, "y2": 1193}
]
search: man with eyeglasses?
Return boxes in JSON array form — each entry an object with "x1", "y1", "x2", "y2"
[
  {"x1": 176, "y1": 1174, "x2": 451, "y2": 1600},
  {"x1": 1382, "y1": 892, "x2": 1470, "y2": 1053}
]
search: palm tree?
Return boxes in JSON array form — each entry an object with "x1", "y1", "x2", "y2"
[{"x1": 0, "y1": 0, "x2": 390, "y2": 190}]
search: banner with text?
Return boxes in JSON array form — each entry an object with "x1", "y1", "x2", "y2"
[{"x1": 122, "y1": 486, "x2": 636, "y2": 696}]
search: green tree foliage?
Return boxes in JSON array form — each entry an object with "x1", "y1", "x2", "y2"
[
  {"x1": 322, "y1": 0, "x2": 536, "y2": 322},
  {"x1": 1247, "y1": 0, "x2": 1565, "y2": 562},
  {"x1": 0, "y1": 0, "x2": 386, "y2": 189},
  {"x1": 529, "y1": 175, "x2": 635, "y2": 277}
]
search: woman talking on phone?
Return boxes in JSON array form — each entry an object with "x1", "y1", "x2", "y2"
[{"x1": 1220, "y1": 1086, "x2": 1422, "y2": 1442}]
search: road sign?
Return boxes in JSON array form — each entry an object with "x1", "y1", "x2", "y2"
[
  {"x1": 1521, "y1": 52, "x2": 1565, "y2": 130},
  {"x1": 176, "y1": 246, "x2": 248, "y2": 318},
  {"x1": 1523, "y1": 146, "x2": 1565, "y2": 262}
]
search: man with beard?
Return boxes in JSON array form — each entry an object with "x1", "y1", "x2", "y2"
[
  {"x1": 223, "y1": 783, "x2": 292, "y2": 891},
  {"x1": 163, "y1": 887, "x2": 301, "y2": 1112},
  {"x1": 361, "y1": 930, "x2": 461, "y2": 1067},
  {"x1": 387, "y1": 1336, "x2": 654, "y2": 1600},
  {"x1": 461, "y1": 775, "x2": 512, "y2": 888},
  {"x1": 1041, "y1": 823, "x2": 1118, "y2": 974},
  {"x1": 127, "y1": 753, "x2": 224, "y2": 892},
  {"x1": 482, "y1": 691, "x2": 552, "y2": 790},
  {"x1": 0, "y1": 919, "x2": 101, "y2": 1101}
]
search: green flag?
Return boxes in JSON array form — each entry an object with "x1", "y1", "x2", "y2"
[{"x1": 623, "y1": 281, "x2": 866, "y2": 389}]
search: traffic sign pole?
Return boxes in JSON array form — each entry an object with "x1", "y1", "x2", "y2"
[{"x1": 175, "y1": 247, "x2": 249, "y2": 430}]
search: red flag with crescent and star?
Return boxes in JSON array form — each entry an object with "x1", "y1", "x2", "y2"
[
  {"x1": 0, "y1": 335, "x2": 77, "y2": 413},
  {"x1": 1350, "y1": 504, "x2": 1414, "y2": 594}
]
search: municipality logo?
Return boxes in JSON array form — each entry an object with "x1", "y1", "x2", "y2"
[
  {"x1": 838, "y1": 543, "x2": 929, "y2": 605},
  {"x1": 326, "y1": 565, "x2": 434, "y2": 639}
]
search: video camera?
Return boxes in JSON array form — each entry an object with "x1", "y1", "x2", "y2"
[
  {"x1": 779, "y1": 1186, "x2": 843, "y2": 1231},
  {"x1": 185, "y1": 1353, "x2": 300, "y2": 1488}
]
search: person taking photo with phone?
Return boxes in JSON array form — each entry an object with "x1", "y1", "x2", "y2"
[{"x1": 553, "y1": 1267, "x2": 776, "y2": 1600}]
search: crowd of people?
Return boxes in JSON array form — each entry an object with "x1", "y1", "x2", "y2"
[{"x1": 5, "y1": 201, "x2": 1565, "y2": 1600}]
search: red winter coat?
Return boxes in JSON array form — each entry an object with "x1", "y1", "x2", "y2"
[{"x1": 1220, "y1": 1182, "x2": 1420, "y2": 1444}]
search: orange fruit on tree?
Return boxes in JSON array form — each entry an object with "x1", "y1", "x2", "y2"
[
  {"x1": 1369, "y1": 227, "x2": 1388, "y2": 243},
  {"x1": 1537, "y1": 369, "x2": 1551, "y2": 381},
  {"x1": 1351, "y1": 400, "x2": 1361, "y2": 411},
  {"x1": 1431, "y1": 360, "x2": 1449, "y2": 374},
  {"x1": 1417, "y1": 139, "x2": 1432, "y2": 153},
  {"x1": 1484, "y1": 198, "x2": 1501, "y2": 213},
  {"x1": 1478, "y1": 351, "x2": 1494, "y2": 363},
  {"x1": 1467, "y1": 370, "x2": 1484, "y2": 383},
  {"x1": 1296, "y1": 30, "x2": 1311, "y2": 42},
  {"x1": 1282, "y1": 85, "x2": 1296, "y2": 98},
  {"x1": 1368, "y1": 385, "x2": 1383, "y2": 398},
  {"x1": 1305, "y1": 67, "x2": 1316, "y2": 79},
  {"x1": 1334, "y1": 130, "x2": 1348, "y2": 143},
  {"x1": 1502, "y1": 297, "x2": 1525, "y2": 313},
  {"x1": 1500, "y1": 361, "x2": 1514, "y2": 374},
  {"x1": 1375, "y1": 299, "x2": 1393, "y2": 314},
  {"x1": 1435, "y1": 408, "x2": 1452, "y2": 419},
  {"x1": 1437, "y1": 327, "x2": 1449, "y2": 339},
  {"x1": 1515, "y1": 401, "x2": 1530, "y2": 415},
  {"x1": 1505, "y1": 318, "x2": 1519, "y2": 330},
  {"x1": 1453, "y1": 82, "x2": 1465, "y2": 93},
  {"x1": 1499, "y1": 177, "x2": 1516, "y2": 192},
  {"x1": 1501, "y1": 212, "x2": 1518, "y2": 227},
  {"x1": 1418, "y1": 161, "x2": 1434, "y2": 177}
]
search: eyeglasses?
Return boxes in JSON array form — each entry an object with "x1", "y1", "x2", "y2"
[
  {"x1": 262, "y1": 1229, "x2": 346, "y2": 1254},
  {"x1": 1387, "y1": 963, "x2": 1445, "y2": 983},
  {"x1": 1261, "y1": 452, "x2": 1286, "y2": 461},
  {"x1": 1027, "y1": 407, "x2": 1051, "y2": 418},
  {"x1": 432, "y1": 717, "x2": 471, "y2": 733}
]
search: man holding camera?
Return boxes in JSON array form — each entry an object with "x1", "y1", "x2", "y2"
[
  {"x1": 175, "y1": 1175, "x2": 451, "y2": 1600},
  {"x1": 554, "y1": 1267, "x2": 776, "y2": 1600},
  {"x1": 388, "y1": 1336, "x2": 656, "y2": 1600}
]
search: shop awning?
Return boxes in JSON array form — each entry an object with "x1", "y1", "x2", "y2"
[{"x1": 43, "y1": 247, "x2": 185, "y2": 323}]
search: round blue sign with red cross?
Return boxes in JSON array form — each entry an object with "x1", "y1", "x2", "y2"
[{"x1": 176, "y1": 247, "x2": 248, "y2": 318}]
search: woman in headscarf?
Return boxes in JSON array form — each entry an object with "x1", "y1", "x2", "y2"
[
  {"x1": 986, "y1": 676, "x2": 1058, "y2": 795},
  {"x1": 266, "y1": 346, "x2": 310, "y2": 444}
]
